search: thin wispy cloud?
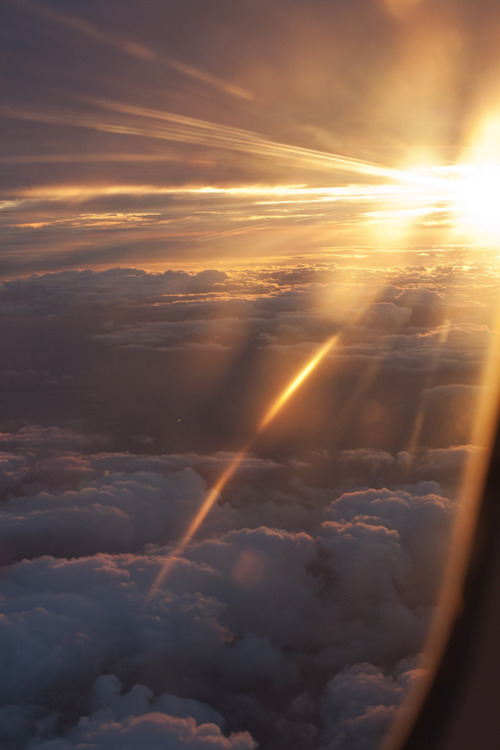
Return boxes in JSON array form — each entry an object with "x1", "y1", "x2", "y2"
[{"x1": 6, "y1": 0, "x2": 254, "y2": 100}]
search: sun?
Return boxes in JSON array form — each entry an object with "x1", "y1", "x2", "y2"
[
  {"x1": 452, "y1": 164, "x2": 500, "y2": 240},
  {"x1": 394, "y1": 110, "x2": 500, "y2": 244}
]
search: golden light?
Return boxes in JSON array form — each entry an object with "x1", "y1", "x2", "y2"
[
  {"x1": 452, "y1": 164, "x2": 500, "y2": 240},
  {"x1": 258, "y1": 335, "x2": 339, "y2": 432},
  {"x1": 441, "y1": 106, "x2": 500, "y2": 240},
  {"x1": 360, "y1": 152, "x2": 500, "y2": 245},
  {"x1": 148, "y1": 333, "x2": 340, "y2": 599},
  {"x1": 380, "y1": 0, "x2": 422, "y2": 19}
]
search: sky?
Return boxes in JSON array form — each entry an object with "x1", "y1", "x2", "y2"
[
  {"x1": 2, "y1": 1, "x2": 500, "y2": 749},
  {"x1": 4, "y1": 0, "x2": 500, "y2": 275}
]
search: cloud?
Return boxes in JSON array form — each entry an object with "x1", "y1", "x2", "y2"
[
  {"x1": 324, "y1": 485, "x2": 455, "y2": 607},
  {"x1": 30, "y1": 713, "x2": 256, "y2": 750},
  {"x1": 1, "y1": 264, "x2": 490, "y2": 463},
  {"x1": 319, "y1": 661, "x2": 424, "y2": 750},
  {"x1": 0, "y1": 466, "x2": 208, "y2": 564},
  {"x1": 3, "y1": 0, "x2": 500, "y2": 744},
  {"x1": 0, "y1": 257, "x2": 495, "y2": 749},
  {"x1": 0, "y1": 268, "x2": 228, "y2": 311},
  {"x1": 28, "y1": 674, "x2": 254, "y2": 750},
  {"x1": 0, "y1": 423, "x2": 458, "y2": 749}
]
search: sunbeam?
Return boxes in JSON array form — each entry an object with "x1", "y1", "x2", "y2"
[
  {"x1": 258, "y1": 335, "x2": 339, "y2": 432},
  {"x1": 6, "y1": 0, "x2": 254, "y2": 100},
  {"x1": 148, "y1": 334, "x2": 339, "y2": 598}
]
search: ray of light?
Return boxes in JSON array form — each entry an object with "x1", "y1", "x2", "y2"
[
  {"x1": 258, "y1": 335, "x2": 339, "y2": 432},
  {"x1": 148, "y1": 333, "x2": 340, "y2": 599},
  {"x1": 6, "y1": 0, "x2": 253, "y2": 100},
  {"x1": 148, "y1": 443, "x2": 252, "y2": 599},
  {"x1": 92, "y1": 99, "x2": 402, "y2": 180},
  {"x1": 0, "y1": 102, "x2": 416, "y2": 183},
  {"x1": 12, "y1": 183, "x2": 414, "y2": 205}
]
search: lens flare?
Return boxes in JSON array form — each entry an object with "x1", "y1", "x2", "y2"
[
  {"x1": 258, "y1": 335, "x2": 339, "y2": 432},
  {"x1": 453, "y1": 165, "x2": 500, "y2": 239},
  {"x1": 148, "y1": 443, "x2": 251, "y2": 599},
  {"x1": 148, "y1": 334, "x2": 339, "y2": 598}
]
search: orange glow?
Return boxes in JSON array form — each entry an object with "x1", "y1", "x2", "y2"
[
  {"x1": 174, "y1": 448, "x2": 249, "y2": 546},
  {"x1": 149, "y1": 334, "x2": 340, "y2": 598},
  {"x1": 384, "y1": 305, "x2": 500, "y2": 750},
  {"x1": 452, "y1": 165, "x2": 500, "y2": 240},
  {"x1": 380, "y1": 0, "x2": 422, "y2": 19},
  {"x1": 0, "y1": 101, "x2": 405, "y2": 182},
  {"x1": 258, "y1": 335, "x2": 339, "y2": 432}
]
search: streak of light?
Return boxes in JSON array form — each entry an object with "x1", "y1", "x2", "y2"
[
  {"x1": 258, "y1": 335, "x2": 339, "y2": 432},
  {"x1": 0, "y1": 200, "x2": 22, "y2": 210},
  {"x1": 12, "y1": 182, "x2": 415, "y2": 204},
  {"x1": 6, "y1": 0, "x2": 253, "y2": 100},
  {"x1": 8, "y1": 183, "x2": 444, "y2": 245},
  {"x1": 0, "y1": 99, "x2": 457, "y2": 222},
  {"x1": 388, "y1": 301, "x2": 500, "y2": 750},
  {"x1": 94, "y1": 99, "x2": 417, "y2": 182},
  {"x1": 148, "y1": 334, "x2": 339, "y2": 599},
  {"x1": 0, "y1": 102, "x2": 416, "y2": 183},
  {"x1": 362, "y1": 204, "x2": 450, "y2": 221},
  {"x1": 148, "y1": 443, "x2": 252, "y2": 599},
  {"x1": 162, "y1": 58, "x2": 254, "y2": 101}
]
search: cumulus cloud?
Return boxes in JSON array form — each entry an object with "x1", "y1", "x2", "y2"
[
  {"x1": 0, "y1": 258, "x2": 495, "y2": 749},
  {"x1": 319, "y1": 661, "x2": 424, "y2": 750},
  {"x1": 0, "y1": 268, "x2": 228, "y2": 310},
  {"x1": 0, "y1": 428, "x2": 457, "y2": 749},
  {"x1": 0, "y1": 466, "x2": 208, "y2": 564},
  {"x1": 30, "y1": 713, "x2": 256, "y2": 750}
]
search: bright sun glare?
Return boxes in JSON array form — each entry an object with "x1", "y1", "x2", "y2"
[
  {"x1": 394, "y1": 156, "x2": 500, "y2": 245},
  {"x1": 453, "y1": 164, "x2": 500, "y2": 238}
]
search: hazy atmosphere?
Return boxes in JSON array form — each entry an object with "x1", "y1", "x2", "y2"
[{"x1": 2, "y1": 2, "x2": 500, "y2": 749}]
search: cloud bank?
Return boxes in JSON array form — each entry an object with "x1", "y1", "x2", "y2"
[{"x1": 0, "y1": 256, "x2": 494, "y2": 749}]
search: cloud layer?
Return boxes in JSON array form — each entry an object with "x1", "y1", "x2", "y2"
[
  {"x1": 1, "y1": 430, "x2": 454, "y2": 749},
  {"x1": 0, "y1": 257, "x2": 494, "y2": 749}
]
